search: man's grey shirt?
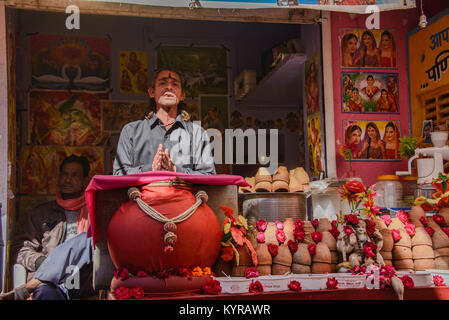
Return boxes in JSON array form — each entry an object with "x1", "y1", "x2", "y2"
[{"x1": 113, "y1": 114, "x2": 216, "y2": 175}]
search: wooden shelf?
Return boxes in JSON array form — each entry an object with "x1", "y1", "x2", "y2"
[{"x1": 237, "y1": 53, "x2": 307, "y2": 107}]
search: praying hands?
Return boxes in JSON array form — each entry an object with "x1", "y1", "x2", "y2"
[{"x1": 152, "y1": 144, "x2": 176, "y2": 172}]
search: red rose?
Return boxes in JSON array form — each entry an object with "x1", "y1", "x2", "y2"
[
  {"x1": 421, "y1": 203, "x2": 434, "y2": 212},
  {"x1": 381, "y1": 215, "x2": 392, "y2": 226},
  {"x1": 345, "y1": 180, "x2": 365, "y2": 193},
  {"x1": 404, "y1": 223, "x2": 416, "y2": 236},
  {"x1": 245, "y1": 267, "x2": 260, "y2": 279},
  {"x1": 256, "y1": 219, "x2": 268, "y2": 232},
  {"x1": 294, "y1": 229, "x2": 305, "y2": 242},
  {"x1": 136, "y1": 270, "x2": 149, "y2": 277},
  {"x1": 425, "y1": 227, "x2": 435, "y2": 237},
  {"x1": 391, "y1": 229, "x2": 401, "y2": 242},
  {"x1": 249, "y1": 280, "x2": 264, "y2": 293},
  {"x1": 178, "y1": 267, "x2": 192, "y2": 277},
  {"x1": 311, "y1": 219, "x2": 319, "y2": 228},
  {"x1": 294, "y1": 218, "x2": 304, "y2": 229},
  {"x1": 345, "y1": 214, "x2": 359, "y2": 225},
  {"x1": 221, "y1": 247, "x2": 234, "y2": 262},
  {"x1": 380, "y1": 265, "x2": 396, "y2": 278},
  {"x1": 131, "y1": 286, "x2": 145, "y2": 299},
  {"x1": 366, "y1": 225, "x2": 375, "y2": 237},
  {"x1": 363, "y1": 242, "x2": 377, "y2": 259},
  {"x1": 119, "y1": 268, "x2": 129, "y2": 280},
  {"x1": 433, "y1": 275, "x2": 446, "y2": 287},
  {"x1": 287, "y1": 240, "x2": 298, "y2": 254},
  {"x1": 397, "y1": 211, "x2": 409, "y2": 224},
  {"x1": 330, "y1": 226, "x2": 340, "y2": 239},
  {"x1": 344, "y1": 225, "x2": 354, "y2": 235},
  {"x1": 113, "y1": 286, "x2": 132, "y2": 300},
  {"x1": 433, "y1": 214, "x2": 445, "y2": 227},
  {"x1": 380, "y1": 275, "x2": 392, "y2": 289},
  {"x1": 331, "y1": 220, "x2": 337, "y2": 228},
  {"x1": 308, "y1": 244, "x2": 317, "y2": 255},
  {"x1": 202, "y1": 279, "x2": 222, "y2": 295},
  {"x1": 312, "y1": 231, "x2": 322, "y2": 243},
  {"x1": 267, "y1": 243, "x2": 279, "y2": 257},
  {"x1": 400, "y1": 275, "x2": 414, "y2": 289},
  {"x1": 419, "y1": 216, "x2": 429, "y2": 227},
  {"x1": 276, "y1": 229, "x2": 286, "y2": 244},
  {"x1": 288, "y1": 280, "x2": 302, "y2": 291},
  {"x1": 442, "y1": 227, "x2": 449, "y2": 237},
  {"x1": 326, "y1": 277, "x2": 339, "y2": 289}
]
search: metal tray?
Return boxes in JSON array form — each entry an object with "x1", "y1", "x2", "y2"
[{"x1": 238, "y1": 192, "x2": 307, "y2": 222}]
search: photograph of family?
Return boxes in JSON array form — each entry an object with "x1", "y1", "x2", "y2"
[
  {"x1": 343, "y1": 120, "x2": 402, "y2": 161},
  {"x1": 342, "y1": 72, "x2": 399, "y2": 113},
  {"x1": 340, "y1": 28, "x2": 397, "y2": 68}
]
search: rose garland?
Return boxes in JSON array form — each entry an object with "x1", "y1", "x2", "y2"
[{"x1": 113, "y1": 266, "x2": 212, "y2": 281}]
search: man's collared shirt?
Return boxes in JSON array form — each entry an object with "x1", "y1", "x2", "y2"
[{"x1": 113, "y1": 114, "x2": 216, "y2": 175}]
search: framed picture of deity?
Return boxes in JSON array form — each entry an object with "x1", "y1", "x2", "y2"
[
  {"x1": 101, "y1": 100, "x2": 150, "y2": 133},
  {"x1": 339, "y1": 28, "x2": 397, "y2": 69},
  {"x1": 342, "y1": 119, "x2": 402, "y2": 161},
  {"x1": 341, "y1": 72, "x2": 399, "y2": 114}
]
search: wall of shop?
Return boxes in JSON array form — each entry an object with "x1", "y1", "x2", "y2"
[{"x1": 331, "y1": 3, "x2": 449, "y2": 187}]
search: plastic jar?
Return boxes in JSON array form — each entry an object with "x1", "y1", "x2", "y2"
[
  {"x1": 402, "y1": 176, "x2": 417, "y2": 206},
  {"x1": 376, "y1": 175, "x2": 403, "y2": 208}
]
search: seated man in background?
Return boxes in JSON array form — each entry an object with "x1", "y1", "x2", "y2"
[{"x1": 1, "y1": 154, "x2": 95, "y2": 300}]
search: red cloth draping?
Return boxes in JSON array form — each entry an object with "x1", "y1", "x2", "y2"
[{"x1": 85, "y1": 171, "x2": 249, "y2": 246}]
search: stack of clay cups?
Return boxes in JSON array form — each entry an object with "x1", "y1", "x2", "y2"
[
  {"x1": 316, "y1": 218, "x2": 337, "y2": 270},
  {"x1": 272, "y1": 244, "x2": 292, "y2": 275},
  {"x1": 439, "y1": 207, "x2": 449, "y2": 227},
  {"x1": 411, "y1": 226, "x2": 435, "y2": 271},
  {"x1": 375, "y1": 217, "x2": 394, "y2": 266},
  {"x1": 292, "y1": 243, "x2": 312, "y2": 274},
  {"x1": 428, "y1": 218, "x2": 449, "y2": 270},
  {"x1": 255, "y1": 243, "x2": 272, "y2": 276},
  {"x1": 303, "y1": 221, "x2": 316, "y2": 245},
  {"x1": 283, "y1": 218, "x2": 296, "y2": 243},
  {"x1": 231, "y1": 245, "x2": 252, "y2": 276},
  {"x1": 392, "y1": 228, "x2": 414, "y2": 271},
  {"x1": 409, "y1": 206, "x2": 427, "y2": 228},
  {"x1": 311, "y1": 242, "x2": 332, "y2": 273}
]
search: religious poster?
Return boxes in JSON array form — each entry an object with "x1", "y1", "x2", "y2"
[
  {"x1": 343, "y1": 119, "x2": 401, "y2": 161},
  {"x1": 102, "y1": 100, "x2": 149, "y2": 133},
  {"x1": 19, "y1": 146, "x2": 104, "y2": 195},
  {"x1": 342, "y1": 72, "x2": 399, "y2": 113},
  {"x1": 305, "y1": 54, "x2": 320, "y2": 115},
  {"x1": 157, "y1": 45, "x2": 228, "y2": 98},
  {"x1": 200, "y1": 95, "x2": 229, "y2": 136},
  {"x1": 29, "y1": 90, "x2": 107, "y2": 146},
  {"x1": 339, "y1": 28, "x2": 397, "y2": 68},
  {"x1": 408, "y1": 9, "x2": 449, "y2": 136},
  {"x1": 307, "y1": 113, "x2": 324, "y2": 176},
  {"x1": 119, "y1": 50, "x2": 148, "y2": 94},
  {"x1": 30, "y1": 34, "x2": 110, "y2": 91}
]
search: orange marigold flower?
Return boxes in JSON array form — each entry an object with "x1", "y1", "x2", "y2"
[
  {"x1": 202, "y1": 267, "x2": 212, "y2": 275},
  {"x1": 192, "y1": 266, "x2": 203, "y2": 277}
]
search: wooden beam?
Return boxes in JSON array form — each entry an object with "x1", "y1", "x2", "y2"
[{"x1": 4, "y1": 0, "x2": 321, "y2": 24}]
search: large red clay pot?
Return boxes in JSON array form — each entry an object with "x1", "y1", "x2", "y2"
[{"x1": 107, "y1": 184, "x2": 222, "y2": 274}]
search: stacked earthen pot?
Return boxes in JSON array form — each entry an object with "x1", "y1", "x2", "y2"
[
  {"x1": 311, "y1": 242, "x2": 332, "y2": 273},
  {"x1": 375, "y1": 217, "x2": 394, "y2": 266},
  {"x1": 428, "y1": 217, "x2": 449, "y2": 270},
  {"x1": 316, "y1": 218, "x2": 338, "y2": 271},
  {"x1": 389, "y1": 218, "x2": 414, "y2": 271},
  {"x1": 292, "y1": 243, "x2": 312, "y2": 274},
  {"x1": 411, "y1": 226, "x2": 435, "y2": 270},
  {"x1": 272, "y1": 244, "x2": 292, "y2": 275},
  {"x1": 231, "y1": 245, "x2": 252, "y2": 276},
  {"x1": 303, "y1": 220, "x2": 316, "y2": 245}
]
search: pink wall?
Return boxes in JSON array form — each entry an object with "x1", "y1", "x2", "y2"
[{"x1": 331, "y1": 8, "x2": 428, "y2": 186}]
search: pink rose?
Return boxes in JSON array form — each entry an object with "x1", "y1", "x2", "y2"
[
  {"x1": 256, "y1": 231, "x2": 265, "y2": 243},
  {"x1": 380, "y1": 265, "x2": 396, "y2": 278},
  {"x1": 363, "y1": 242, "x2": 377, "y2": 259},
  {"x1": 326, "y1": 278, "x2": 338, "y2": 289},
  {"x1": 425, "y1": 227, "x2": 435, "y2": 237},
  {"x1": 442, "y1": 227, "x2": 449, "y2": 237},
  {"x1": 256, "y1": 219, "x2": 267, "y2": 232},
  {"x1": 391, "y1": 229, "x2": 401, "y2": 242},
  {"x1": 404, "y1": 223, "x2": 416, "y2": 236},
  {"x1": 245, "y1": 267, "x2": 260, "y2": 279},
  {"x1": 400, "y1": 275, "x2": 414, "y2": 288},
  {"x1": 381, "y1": 215, "x2": 392, "y2": 226},
  {"x1": 433, "y1": 275, "x2": 446, "y2": 287},
  {"x1": 312, "y1": 231, "x2": 322, "y2": 243},
  {"x1": 276, "y1": 229, "x2": 286, "y2": 244},
  {"x1": 397, "y1": 211, "x2": 409, "y2": 224},
  {"x1": 344, "y1": 225, "x2": 354, "y2": 235},
  {"x1": 288, "y1": 281, "x2": 302, "y2": 291},
  {"x1": 275, "y1": 221, "x2": 284, "y2": 230},
  {"x1": 419, "y1": 216, "x2": 429, "y2": 227}
]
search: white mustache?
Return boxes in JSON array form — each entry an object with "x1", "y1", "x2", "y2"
[{"x1": 163, "y1": 92, "x2": 176, "y2": 98}]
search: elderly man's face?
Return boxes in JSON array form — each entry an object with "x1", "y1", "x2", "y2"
[
  {"x1": 148, "y1": 70, "x2": 185, "y2": 108},
  {"x1": 58, "y1": 162, "x2": 86, "y2": 198}
]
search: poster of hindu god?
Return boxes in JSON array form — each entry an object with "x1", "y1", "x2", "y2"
[
  {"x1": 29, "y1": 90, "x2": 107, "y2": 146},
  {"x1": 119, "y1": 50, "x2": 148, "y2": 94},
  {"x1": 200, "y1": 95, "x2": 229, "y2": 136},
  {"x1": 339, "y1": 28, "x2": 397, "y2": 68},
  {"x1": 102, "y1": 100, "x2": 149, "y2": 133},
  {"x1": 307, "y1": 114, "x2": 324, "y2": 176},
  {"x1": 30, "y1": 34, "x2": 110, "y2": 91},
  {"x1": 156, "y1": 45, "x2": 228, "y2": 98},
  {"x1": 342, "y1": 72, "x2": 399, "y2": 113},
  {"x1": 305, "y1": 54, "x2": 320, "y2": 115},
  {"x1": 19, "y1": 146, "x2": 104, "y2": 195},
  {"x1": 343, "y1": 119, "x2": 401, "y2": 161}
]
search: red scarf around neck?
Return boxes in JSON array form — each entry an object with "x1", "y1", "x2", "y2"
[{"x1": 55, "y1": 192, "x2": 90, "y2": 234}]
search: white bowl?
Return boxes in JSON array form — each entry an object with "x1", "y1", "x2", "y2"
[
  {"x1": 257, "y1": 274, "x2": 291, "y2": 292},
  {"x1": 290, "y1": 274, "x2": 328, "y2": 290},
  {"x1": 327, "y1": 273, "x2": 367, "y2": 289},
  {"x1": 212, "y1": 276, "x2": 251, "y2": 294},
  {"x1": 431, "y1": 131, "x2": 448, "y2": 147}
]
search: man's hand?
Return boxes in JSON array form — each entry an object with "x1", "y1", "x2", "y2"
[
  {"x1": 151, "y1": 144, "x2": 164, "y2": 171},
  {"x1": 161, "y1": 148, "x2": 176, "y2": 172}
]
